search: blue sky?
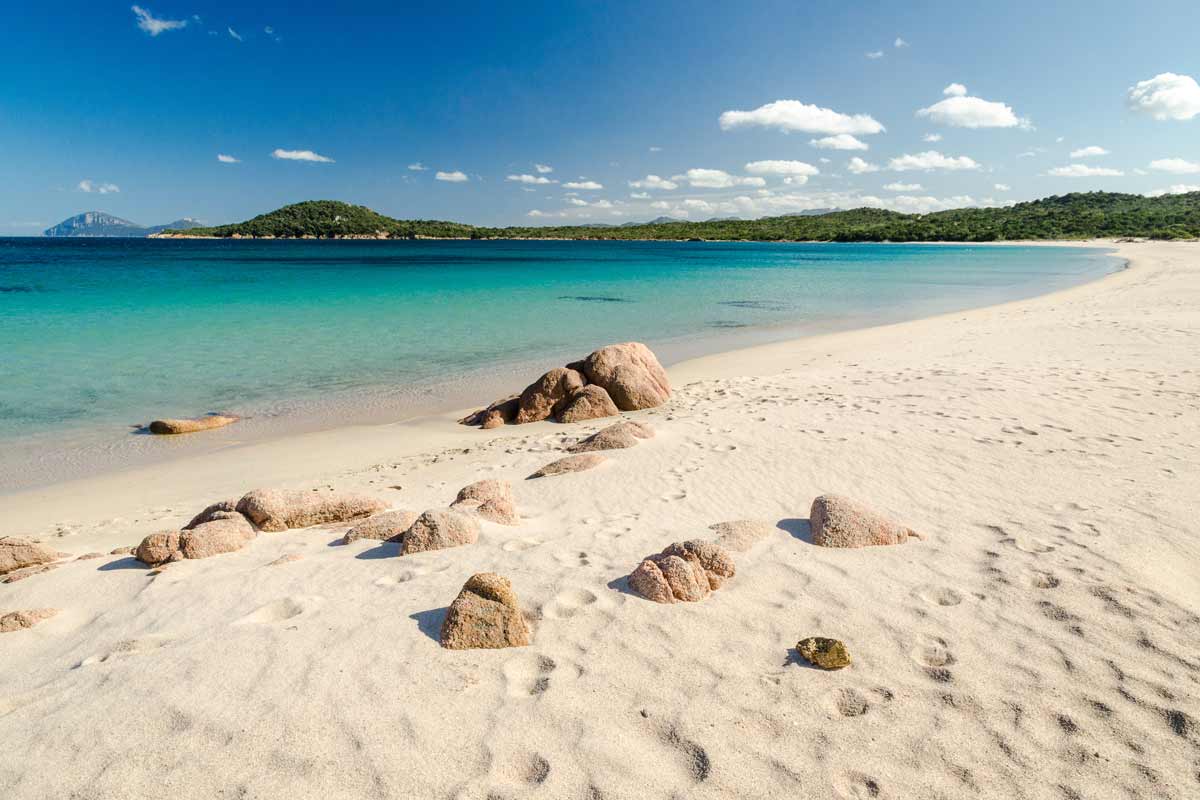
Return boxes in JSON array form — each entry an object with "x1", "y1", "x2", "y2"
[{"x1": 2, "y1": 0, "x2": 1199, "y2": 233}]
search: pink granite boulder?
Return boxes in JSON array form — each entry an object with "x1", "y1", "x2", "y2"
[{"x1": 809, "y1": 494, "x2": 921, "y2": 548}]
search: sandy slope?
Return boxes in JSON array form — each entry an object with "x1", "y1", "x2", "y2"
[{"x1": 1, "y1": 241, "x2": 1198, "y2": 799}]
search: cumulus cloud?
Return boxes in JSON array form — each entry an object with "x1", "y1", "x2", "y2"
[
  {"x1": 435, "y1": 170, "x2": 469, "y2": 182},
  {"x1": 884, "y1": 182, "x2": 922, "y2": 191},
  {"x1": 1149, "y1": 158, "x2": 1200, "y2": 174},
  {"x1": 628, "y1": 175, "x2": 677, "y2": 191},
  {"x1": 923, "y1": 133, "x2": 943, "y2": 143},
  {"x1": 526, "y1": 209, "x2": 563, "y2": 218},
  {"x1": 743, "y1": 160, "x2": 820, "y2": 178},
  {"x1": 1145, "y1": 184, "x2": 1200, "y2": 197},
  {"x1": 131, "y1": 5, "x2": 187, "y2": 36},
  {"x1": 682, "y1": 168, "x2": 765, "y2": 188},
  {"x1": 563, "y1": 180, "x2": 603, "y2": 190},
  {"x1": 1046, "y1": 164, "x2": 1124, "y2": 177},
  {"x1": 895, "y1": 37, "x2": 908, "y2": 48},
  {"x1": 407, "y1": 162, "x2": 427, "y2": 171},
  {"x1": 847, "y1": 157, "x2": 880, "y2": 174},
  {"x1": 630, "y1": 192, "x2": 650, "y2": 199},
  {"x1": 227, "y1": 26, "x2": 243, "y2": 42},
  {"x1": 217, "y1": 153, "x2": 240, "y2": 163},
  {"x1": 1070, "y1": 146, "x2": 1109, "y2": 158},
  {"x1": 866, "y1": 50, "x2": 884, "y2": 60},
  {"x1": 650, "y1": 200, "x2": 670, "y2": 210},
  {"x1": 78, "y1": 180, "x2": 120, "y2": 194},
  {"x1": 719, "y1": 100, "x2": 885, "y2": 136},
  {"x1": 887, "y1": 151, "x2": 981, "y2": 171},
  {"x1": 809, "y1": 134, "x2": 869, "y2": 150},
  {"x1": 272, "y1": 148, "x2": 334, "y2": 163},
  {"x1": 918, "y1": 84, "x2": 1029, "y2": 129},
  {"x1": 1128, "y1": 73, "x2": 1200, "y2": 121},
  {"x1": 506, "y1": 173, "x2": 556, "y2": 185},
  {"x1": 994, "y1": 183, "x2": 1011, "y2": 191},
  {"x1": 534, "y1": 163, "x2": 553, "y2": 174}
]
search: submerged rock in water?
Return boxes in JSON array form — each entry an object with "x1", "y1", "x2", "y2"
[
  {"x1": 236, "y1": 489, "x2": 387, "y2": 532},
  {"x1": 440, "y1": 573, "x2": 531, "y2": 650},
  {"x1": 342, "y1": 510, "x2": 420, "y2": 544},
  {"x1": 148, "y1": 415, "x2": 238, "y2": 435},
  {"x1": 628, "y1": 539, "x2": 735, "y2": 603},
  {"x1": 528, "y1": 453, "x2": 607, "y2": 479},
  {"x1": 809, "y1": 494, "x2": 921, "y2": 548},
  {"x1": 402, "y1": 510, "x2": 481, "y2": 554},
  {"x1": 796, "y1": 637, "x2": 851, "y2": 670},
  {"x1": 556, "y1": 385, "x2": 619, "y2": 423}
]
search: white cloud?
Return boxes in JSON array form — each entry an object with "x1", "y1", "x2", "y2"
[
  {"x1": 888, "y1": 151, "x2": 981, "y2": 171},
  {"x1": 1017, "y1": 150, "x2": 1038, "y2": 158},
  {"x1": 994, "y1": 183, "x2": 1011, "y2": 191},
  {"x1": 630, "y1": 192, "x2": 650, "y2": 199},
  {"x1": 272, "y1": 148, "x2": 334, "y2": 163},
  {"x1": 810, "y1": 134, "x2": 868, "y2": 151},
  {"x1": 1056, "y1": 136, "x2": 1065, "y2": 143},
  {"x1": 566, "y1": 198, "x2": 588, "y2": 206},
  {"x1": 847, "y1": 157, "x2": 880, "y2": 174},
  {"x1": 918, "y1": 85, "x2": 1029, "y2": 129},
  {"x1": 563, "y1": 180, "x2": 603, "y2": 190},
  {"x1": 648, "y1": 146, "x2": 663, "y2": 152},
  {"x1": 1128, "y1": 73, "x2": 1200, "y2": 121},
  {"x1": 1145, "y1": 184, "x2": 1200, "y2": 197},
  {"x1": 894, "y1": 37, "x2": 908, "y2": 48},
  {"x1": 407, "y1": 162, "x2": 427, "y2": 171},
  {"x1": 743, "y1": 160, "x2": 820, "y2": 178},
  {"x1": 217, "y1": 153, "x2": 240, "y2": 163},
  {"x1": 683, "y1": 168, "x2": 765, "y2": 188},
  {"x1": 650, "y1": 201, "x2": 670, "y2": 210},
  {"x1": 506, "y1": 173, "x2": 556, "y2": 185},
  {"x1": 435, "y1": 170, "x2": 469, "y2": 182},
  {"x1": 534, "y1": 163, "x2": 553, "y2": 174},
  {"x1": 884, "y1": 182, "x2": 922, "y2": 191},
  {"x1": 923, "y1": 133, "x2": 943, "y2": 143},
  {"x1": 227, "y1": 26, "x2": 243, "y2": 42},
  {"x1": 1149, "y1": 158, "x2": 1200, "y2": 174},
  {"x1": 131, "y1": 5, "x2": 187, "y2": 36},
  {"x1": 78, "y1": 180, "x2": 120, "y2": 194},
  {"x1": 526, "y1": 210, "x2": 563, "y2": 218},
  {"x1": 719, "y1": 99, "x2": 885, "y2": 136},
  {"x1": 866, "y1": 50, "x2": 884, "y2": 60},
  {"x1": 1069, "y1": 146, "x2": 1109, "y2": 158},
  {"x1": 1046, "y1": 164, "x2": 1124, "y2": 177},
  {"x1": 628, "y1": 175, "x2": 677, "y2": 191}
]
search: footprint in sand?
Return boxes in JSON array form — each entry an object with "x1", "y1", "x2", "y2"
[
  {"x1": 542, "y1": 588, "x2": 599, "y2": 619},
  {"x1": 999, "y1": 537, "x2": 1056, "y2": 554},
  {"x1": 503, "y1": 654, "x2": 558, "y2": 697},
  {"x1": 911, "y1": 634, "x2": 956, "y2": 668},
  {"x1": 915, "y1": 585, "x2": 964, "y2": 607},
  {"x1": 233, "y1": 595, "x2": 324, "y2": 625},
  {"x1": 834, "y1": 771, "x2": 883, "y2": 799},
  {"x1": 831, "y1": 687, "x2": 871, "y2": 717},
  {"x1": 78, "y1": 634, "x2": 174, "y2": 667},
  {"x1": 660, "y1": 490, "x2": 688, "y2": 502},
  {"x1": 502, "y1": 538, "x2": 542, "y2": 553},
  {"x1": 1031, "y1": 571, "x2": 1061, "y2": 589}
]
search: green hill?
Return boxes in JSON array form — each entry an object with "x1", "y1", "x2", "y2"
[{"x1": 161, "y1": 192, "x2": 1200, "y2": 241}]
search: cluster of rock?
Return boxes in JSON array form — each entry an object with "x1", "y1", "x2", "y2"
[
  {"x1": 147, "y1": 414, "x2": 238, "y2": 435},
  {"x1": 460, "y1": 342, "x2": 670, "y2": 429},
  {"x1": 0, "y1": 537, "x2": 67, "y2": 584},
  {"x1": 628, "y1": 540, "x2": 736, "y2": 604}
]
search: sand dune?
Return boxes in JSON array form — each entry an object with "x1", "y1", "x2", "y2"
[{"x1": 2, "y1": 241, "x2": 1198, "y2": 799}]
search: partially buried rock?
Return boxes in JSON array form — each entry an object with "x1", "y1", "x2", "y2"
[
  {"x1": 135, "y1": 513, "x2": 258, "y2": 566},
  {"x1": 628, "y1": 540, "x2": 735, "y2": 603},
  {"x1": 556, "y1": 385, "x2": 619, "y2": 423},
  {"x1": 0, "y1": 608, "x2": 59, "y2": 634},
  {"x1": 236, "y1": 488, "x2": 387, "y2": 532},
  {"x1": 185, "y1": 499, "x2": 240, "y2": 529},
  {"x1": 580, "y1": 342, "x2": 671, "y2": 411},
  {"x1": 439, "y1": 573, "x2": 531, "y2": 649},
  {"x1": 515, "y1": 368, "x2": 587, "y2": 424},
  {"x1": 566, "y1": 420, "x2": 655, "y2": 453},
  {"x1": 709, "y1": 519, "x2": 776, "y2": 553},
  {"x1": 449, "y1": 480, "x2": 519, "y2": 526},
  {"x1": 809, "y1": 494, "x2": 921, "y2": 548},
  {"x1": 402, "y1": 510, "x2": 480, "y2": 555},
  {"x1": 0, "y1": 537, "x2": 64, "y2": 577},
  {"x1": 528, "y1": 453, "x2": 607, "y2": 479},
  {"x1": 148, "y1": 415, "x2": 237, "y2": 435},
  {"x1": 341, "y1": 510, "x2": 420, "y2": 544},
  {"x1": 459, "y1": 395, "x2": 519, "y2": 428},
  {"x1": 796, "y1": 637, "x2": 851, "y2": 670},
  {"x1": 1, "y1": 564, "x2": 60, "y2": 584}
]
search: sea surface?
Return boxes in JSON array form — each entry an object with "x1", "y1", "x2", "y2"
[{"x1": 0, "y1": 238, "x2": 1120, "y2": 490}]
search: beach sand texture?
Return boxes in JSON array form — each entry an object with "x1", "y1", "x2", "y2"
[{"x1": 1, "y1": 241, "x2": 1198, "y2": 799}]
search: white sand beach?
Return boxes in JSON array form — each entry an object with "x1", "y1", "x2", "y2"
[{"x1": 2, "y1": 240, "x2": 1198, "y2": 799}]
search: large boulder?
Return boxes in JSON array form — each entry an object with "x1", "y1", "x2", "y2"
[
  {"x1": 580, "y1": 342, "x2": 671, "y2": 411},
  {"x1": 566, "y1": 420, "x2": 655, "y2": 453},
  {"x1": 528, "y1": 453, "x2": 607, "y2": 479},
  {"x1": 556, "y1": 385, "x2": 619, "y2": 423},
  {"x1": 236, "y1": 489, "x2": 387, "y2": 532},
  {"x1": 515, "y1": 368, "x2": 587, "y2": 424},
  {"x1": 628, "y1": 540, "x2": 735, "y2": 603},
  {"x1": 341, "y1": 510, "x2": 420, "y2": 544},
  {"x1": 0, "y1": 608, "x2": 59, "y2": 634},
  {"x1": 135, "y1": 514, "x2": 257, "y2": 566},
  {"x1": 402, "y1": 510, "x2": 481, "y2": 554},
  {"x1": 809, "y1": 494, "x2": 921, "y2": 548},
  {"x1": 148, "y1": 415, "x2": 237, "y2": 435},
  {"x1": 450, "y1": 480, "x2": 519, "y2": 526},
  {"x1": 0, "y1": 537, "x2": 64, "y2": 577},
  {"x1": 440, "y1": 573, "x2": 531, "y2": 649}
]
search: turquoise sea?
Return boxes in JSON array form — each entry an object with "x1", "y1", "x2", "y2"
[{"x1": 0, "y1": 238, "x2": 1120, "y2": 490}]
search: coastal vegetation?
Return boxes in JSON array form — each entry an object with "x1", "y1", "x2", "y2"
[{"x1": 162, "y1": 192, "x2": 1200, "y2": 241}]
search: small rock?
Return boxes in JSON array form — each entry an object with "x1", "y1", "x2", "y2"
[
  {"x1": 440, "y1": 573, "x2": 531, "y2": 649},
  {"x1": 402, "y1": 510, "x2": 481, "y2": 554},
  {"x1": 148, "y1": 415, "x2": 237, "y2": 435},
  {"x1": 796, "y1": 637, "x2": 851, "y2": 670},
  {"x1": 556, "y1": 385, "x2": 619, "y2": 423},
  {"x1": 528, "y1": 453, "x2": 607, "y2": 479},
  {"x1": 566, "y1": 420, "x2": 655, "y2": 453},
  {"x1": 342, "y1": 510, "x2": 420, "y2": 544},
  {"x1": 809, "y1": 494, "x2": 921, "y2": 548},
  {"x1": 0, "y1": 608, "x2": 59, "y2": 634},
  {"x1": 109, "y1": 546, "x2": 134, "y2": 555},
  {"x1": 450, "y1": 480, "x2": 519, "y2": 526},
  {"x1": 75, "y1": 552, "x2": 106, "y2": 561},
  {"x1": 0, "y1": 537, "x2": 64, "y2": 577},
  {"x1": 580, "y1": 342, "x2": 671, "y2": 411},
  {"x1": 709, "y1": 520, "x2": 775, "y2": 553},
  {"x1": 515, "y1": 368, "x2": 587, "y2": 424},
  {"x1": 459, "y1": 395, "x2": 519, "y2": 427},
  {"x1": 627, "y1": 540, "x2": 735, "y2": 603},
  {"x1": 236, "y1": 489, "x2": 388, "y2": 532},
  {"x1": 481, "y1": 410, "x2": 505, "y2": 429}
]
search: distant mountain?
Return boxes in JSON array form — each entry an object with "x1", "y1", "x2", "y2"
[
  {"x1": 158, "y1": 200, "x2": 477, "y2": 239},
  {"x1": 617, "y1": 216, "x2": 683, "y2": 227},
  {"x1": 44, "y1": 212, "x2": 204, "y2": 238},
  {"x1": 781, "y1": 209, "x2": 841, "y2": 217}
]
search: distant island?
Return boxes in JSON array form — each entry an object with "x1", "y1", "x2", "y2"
[
  {"x1": 44, "y1": 212, "x2": 205, "y2": 238},
  {"x1": 149, "y1": 194, "x2": 1200, "y2": 242}
]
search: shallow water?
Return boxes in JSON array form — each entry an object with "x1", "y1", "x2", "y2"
[{"x1": 0, "y1": 238, "x2": 1119, "y2": 490}]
